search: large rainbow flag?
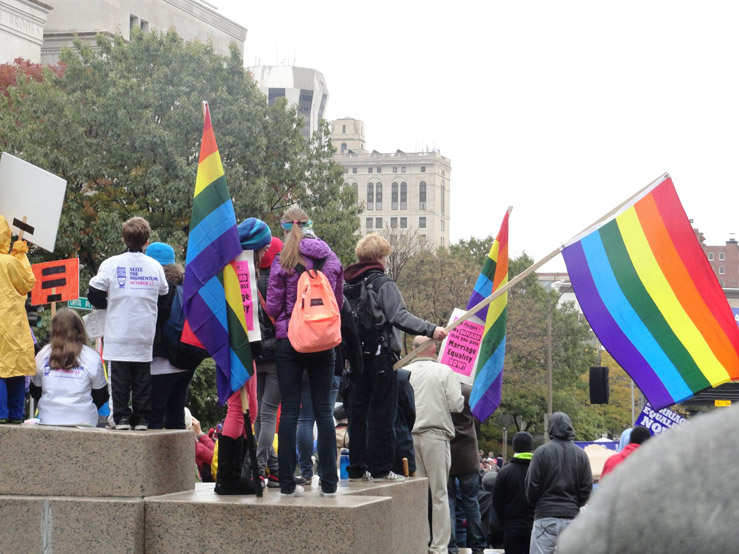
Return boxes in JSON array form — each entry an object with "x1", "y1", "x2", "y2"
[
  {"x1": 562, "y1": 174, "x2": 739, "y2": 409},
  {"x1": 468, "y1": 210, "x2": 510, "y2": 421},
  {"x1": 182, "y1": 102, "x2": 253, "y2": 404}
]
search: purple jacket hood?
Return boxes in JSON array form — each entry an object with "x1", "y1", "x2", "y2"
[{"x1": 265, "y1": 238, "x2": 344, "y2": 339}]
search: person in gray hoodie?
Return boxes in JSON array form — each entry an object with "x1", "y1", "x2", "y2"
[{"x1": 525, "y1": 412, "x2": 592, "y2": 554}]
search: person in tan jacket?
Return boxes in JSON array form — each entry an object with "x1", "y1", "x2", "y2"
[{"x1": 0, "y1": 215, "x2": 36, "y2": 423}]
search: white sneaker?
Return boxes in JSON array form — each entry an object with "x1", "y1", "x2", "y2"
[
  {"x1": 349, "y1": 471, "x2": 373, "y2": 482},
  {"x1": 319, "y1": 490, "x2": 336, "y2": 498},
  {"x1": 376, "y1": 471, "x2": 405, "y2": 482},
  {"x1": 280, "y1": 485, "x2": 304, "y2": 498}
]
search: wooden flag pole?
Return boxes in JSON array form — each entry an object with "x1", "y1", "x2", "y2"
[
  {"x1": 17, "y1": 216, "x2": 27, "y2": 242},
  {"x1": 393, "y1": 173, "x2": 669, "y2": 370},
  {"x1": 50, "y1": 287, "x2": 57, "y2": 317}
]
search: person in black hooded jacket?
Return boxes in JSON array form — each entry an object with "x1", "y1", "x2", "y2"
[{"x1": 525, "y1": 412, "x2": 592, "y2": 554}]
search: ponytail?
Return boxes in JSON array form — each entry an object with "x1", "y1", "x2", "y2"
[{"x1": 279, "y1": 207, "x2": 310, "y2": 273}]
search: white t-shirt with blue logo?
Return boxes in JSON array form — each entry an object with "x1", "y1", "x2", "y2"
[
  {"x1": 89, "y1": 251, "x2": 168, "y2": 362},
  {"x1": 33, "y1": 344, "x2": 107, "y2": 427}
]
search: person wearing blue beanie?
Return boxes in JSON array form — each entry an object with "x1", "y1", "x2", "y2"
[
  {"x1": 145, "y1": 242, "x2": 176, "y2": 267},
  {"x1": 237, "y1": 218, "x2": 272, "y2": 252}
]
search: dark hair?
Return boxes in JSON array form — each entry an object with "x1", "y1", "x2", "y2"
[
  {"x1": 48, "y1": 308, "x2": 88, "y2": 369},
  {"x1": 629, "y1": 425, "x2": 651, "y2": 445},
  {"x1": 122, "y1": 217, "x2": 151, "y2": 250}
]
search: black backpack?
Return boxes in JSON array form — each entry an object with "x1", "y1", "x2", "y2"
[
  {"x1": 163, "y1": 284, "x2": 211, "y2": 370},
  {"x1": 343, "y1": 272, "x2": 392, "y2": 358}
]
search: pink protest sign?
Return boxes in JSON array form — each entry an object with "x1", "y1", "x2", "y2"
[
  {"x1": 439, "y1": 308, "x2": 485, "y2": 383},
  {"x1": 234, "y1": 250, "x2": 261, "y2": 342}
]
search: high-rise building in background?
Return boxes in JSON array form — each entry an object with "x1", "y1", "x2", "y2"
[
  {"x1": 248, "y1": 65, "x2": 328, "y2": 139},
  {"x1": 36, "y1": 0, "x2": 245, "y2": 64},
  {"x1": 331, "y1": 117, "x2": 451, "y2": 248},
  {"x1": 693, "y1": 228, "x2": 739, "y2": 289}
]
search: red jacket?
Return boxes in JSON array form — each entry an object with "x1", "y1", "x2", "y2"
[
  {"x1": 601, "y1": 443, "x2": 640, "y2": 479},
  {"x1": 196, "y1": 434, "x2": 215, "y2": 474}
]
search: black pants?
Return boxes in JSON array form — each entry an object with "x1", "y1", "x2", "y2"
[
  {"x1": 149, "y1": 369, "x2": 195, "y2": 429},
  {"x1": 110, "y1": 360, "x2": 151, "y2": 425},
  {"x1": 504, "y1": 527, "x2": 532, "y2": 554},
  {"x1": 347, "y1": 352, "x2": 398, "y2": 478}
]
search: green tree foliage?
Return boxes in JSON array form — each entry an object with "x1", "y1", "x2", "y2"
[{"x1": 0, "y1": 30, "x2": 360, "y2": 284}]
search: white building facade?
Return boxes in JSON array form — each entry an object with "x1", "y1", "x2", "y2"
[
  {"x1": 0, "y1": 0, "x2": 52, "y2": 63},
  {"x1": 41, "y1": 0, "x2": 246, "y2": 64},
  {"x1": 331, "y1": 118, "x2": 451, "y2": 248},
  {"x1": 247, "y1": 65, "x2": 329, "y2": 139}
]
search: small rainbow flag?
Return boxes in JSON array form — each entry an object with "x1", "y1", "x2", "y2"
[
  {"x1": 182, "y1": 102, "x2": 253, "y2": 404},
  {"x1": 468, "y1": 210, "x2": 510, "y2": 421},
  {"x1": 562, "y1": 175, "x2": 739, "y2": 409}
]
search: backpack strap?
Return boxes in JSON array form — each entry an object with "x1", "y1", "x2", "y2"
[{"x1": 296, "y1": 258, "x2": 327, "y2": 276}]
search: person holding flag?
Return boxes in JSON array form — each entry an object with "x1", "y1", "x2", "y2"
[{"x1": 181, "y1": 103, "x2": 258, "y2": 495}]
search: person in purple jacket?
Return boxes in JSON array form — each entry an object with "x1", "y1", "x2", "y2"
[{"x1": 266, "y1": 207, "x2": 344, "y2": 498}]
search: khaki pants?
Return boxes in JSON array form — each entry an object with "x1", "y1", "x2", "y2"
[{"x1": 413, "y1": 434, "x2": 451, "y2": 554}]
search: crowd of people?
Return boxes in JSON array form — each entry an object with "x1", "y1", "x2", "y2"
[{"x1": 0, "y1": 209, "x2": 660, "y2": 554}]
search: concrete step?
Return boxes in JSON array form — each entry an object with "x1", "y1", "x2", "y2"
[{"x1": 0, "y1": 425, "x2": 194, "y2": 498}]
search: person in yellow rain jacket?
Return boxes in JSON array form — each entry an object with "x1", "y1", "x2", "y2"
[{"x1": 0, "y1": 215, "x2": 36, "y2": 423}]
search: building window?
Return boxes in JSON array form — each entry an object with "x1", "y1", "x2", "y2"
[
  {"x1": 391, "y1": 183, "x2": 399, "y2": 210},
  {"x1": 393, "y1": 167, "x2": 398, "y2": 173},
  {"x1": 376, "y1": 183, "x2": 383, "y2": 210},
  {"x1": 401, "y1": 167, "x2": 406, "y2": 173},
  {"x1": 140, "y1": 19, "x2": 149, "y2": 31},
  {"x1": 421, "y1": 166, "x2": 426, "y2": 172},
  {"x1": 419, "y1": 182, "x2": 427, "y2": 210},
  {"x1": 441, "y1": 182, "x2": 446, "y2": 214},
  {"x1": 400, "y1": 182, "x2": 407, "y2": 210},
  {"x1": 720, "y1": 266, "x2": 725, "y2": 274},
  {"x1": 369, "y1": 167, "x2": 373, "y2": 174},
  {"x1": 377, "y1": 167, "x2": 382, "y2": 173},
  {"x1": 400, "y1": 217, "x2": 407, "y2": 228},
  {"x1": 391, "y1": 217, "x2": 398, "y2": 228},
  {"x1": 130, "y1": 14, "x2": 139, "y2": 30},
  {"x1": 376, "y1": 217, "x2": 383, "y2": 229},
  {"x1": 366, "y1": 217, "x2": 373, "y2": 229},
  {"x1": 441, "y1": 237, "x2": 444, "y2": 247},
  {"x1": 342, "y1": 124, "x2": 346, "y2": 133},
  {"x1": 709, "y1": 252, "x2": 714, "y2": 261},
  {"x1": 352, "y1": 168, "x2": 357, "y2": 174},
  {"x1": 441, "y1": 220, "x2": 445, "y2": 231},
  {"x1": 341, "y1": 143, "x2": 347, "y2": 153},
  {"x1": 366, "y1": 183, "x2": 374, "y2": 211},
  {"x1": 419, "y1": 234, "x2": 427, "y2": 244},
  {"x1": 442, "y1": 170, "x2": 446, "y2": 176},
  {"x1": 268, "y1": 88, "x2": 286, "y2": 105},
  {"x1": 419, "y1": 217, "x2": 426, "y2": 228},
  {"x1": 720, "y1": 252, "x2": 725, "y2": 261}
]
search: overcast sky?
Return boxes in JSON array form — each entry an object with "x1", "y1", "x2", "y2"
[{"x1": 215, "y1": 1, "x2": 739, "y2": 272}]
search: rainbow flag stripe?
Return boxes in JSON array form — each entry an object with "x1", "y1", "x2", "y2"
[
  {"x1": 469, "y1": 211, "x2": 509, "y2": 421},
  {"x1": 562, "y1": 175, "x2": 739, "y2": 409},
  {"x1": 183, "y1": 102, "x2": 253, "y2": 404}
]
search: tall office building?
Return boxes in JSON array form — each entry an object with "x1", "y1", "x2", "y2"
[
  {"x1": 248, "y1": 65, "x2": 328, "y2": 139},
  {"x1": 40, "y1": 0, "x2": 246, "y2": 64},
  {"x1": 331, "y1": 117, "x2": 451, "y2": 247}
]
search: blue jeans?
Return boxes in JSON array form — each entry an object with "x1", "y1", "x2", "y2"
[
  {"x1": 276, "y1": 339, "x2": 337, "y2": 494},
  {"x1": 530, "y1": 517, "x2": 573, "y2": 554},
  {"x1": 0, "y1": 376, "x2": 25, "y2": 420},
  {"x1": 448, "y1": 473, "x2": 486, "y2": 551},
  {"x1": 298, "y1": 374, "x2": 341, "y2": 479}
]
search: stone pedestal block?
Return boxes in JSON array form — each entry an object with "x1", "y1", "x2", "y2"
[
  {"x1": 0, "y1": 495, "x2": 144, "y2": 553},
  {"x1": 343, "y1": 477, "x2": 429, "y2": 554},
  {"x1": 145, "y1": 484, "x2": 393, "y2": 553},
  {"x1": 0, "y1": 425, "x2": 194, "y2": 497}
]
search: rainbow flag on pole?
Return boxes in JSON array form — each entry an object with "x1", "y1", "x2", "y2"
[
  {"x1": 183, "y1": 102, "x2": 253, "y2": 404},
  {"x1": 562, "y1": 175, "x2": 739, "y2": 409},
  {"x1": 468, "y1": 210, "x2": 510, "y2": 421}
]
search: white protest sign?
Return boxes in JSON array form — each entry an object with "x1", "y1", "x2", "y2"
[
  {"x1": 233, "y1": 250, "x2": 261, "y2": 342},
  {"x1": 438, "y1": 308, "x2": 485, "y2": 385},
  {"x1": 0, "y1": 152, "x2": 67, "y2": 252}
]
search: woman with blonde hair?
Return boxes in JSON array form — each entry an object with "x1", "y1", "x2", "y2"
[
  {"x1": 266, "y1": 207, "x2": 344, "y2": 497},
  {"x1": 30, "y1": 308, "x2": 108, "y2": 427}
]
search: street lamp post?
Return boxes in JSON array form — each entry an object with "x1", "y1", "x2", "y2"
[{"x1": 544, "y1": 281, "x2": 564, "y2": 443}]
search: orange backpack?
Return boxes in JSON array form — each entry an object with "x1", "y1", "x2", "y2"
[{"x1": 287, "y1": 259, "x2": 342, "y2": 353}]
